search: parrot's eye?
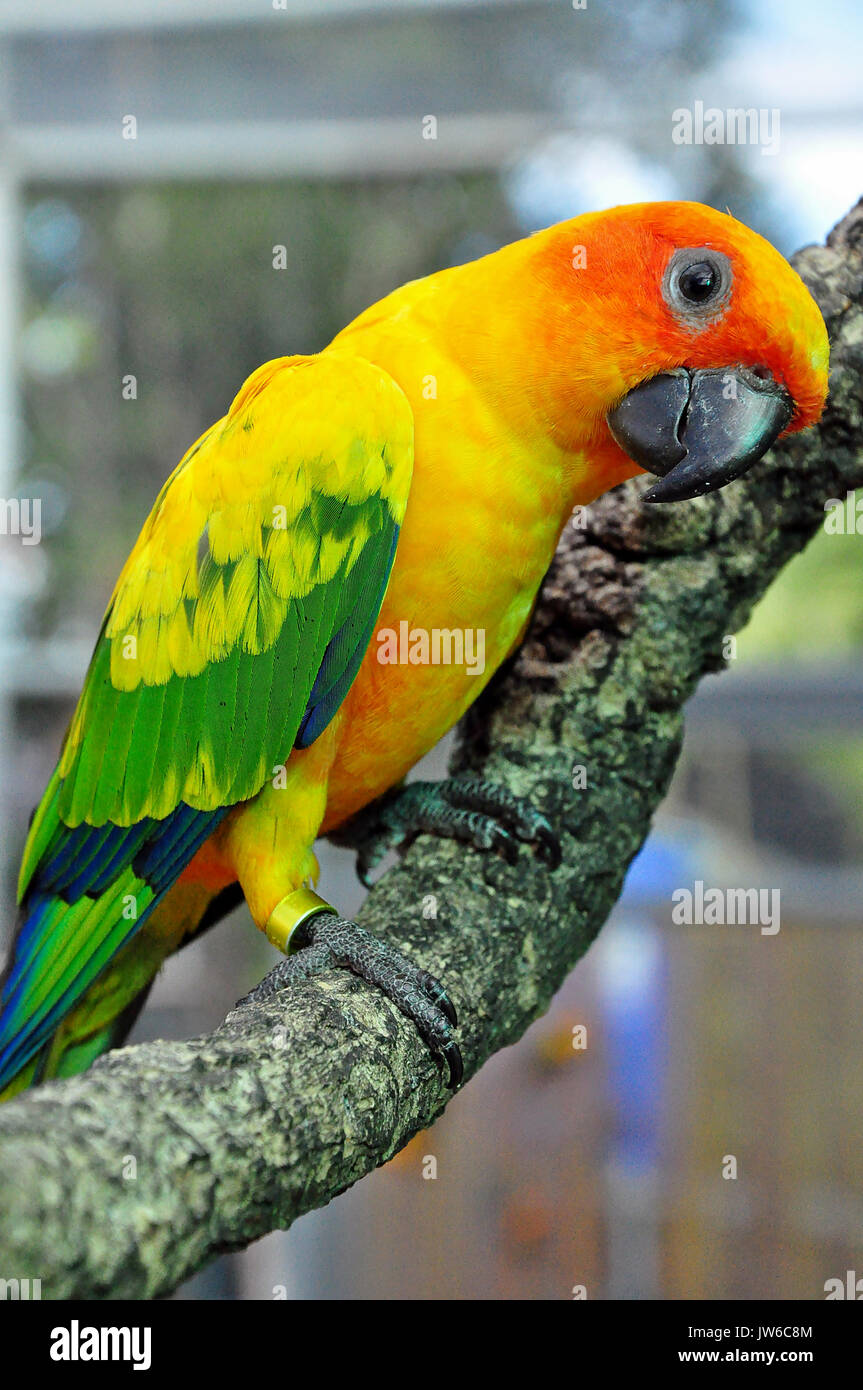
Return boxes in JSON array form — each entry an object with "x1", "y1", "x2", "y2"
[
  {"x1": 678, "y1": 262, "x2": 718, "y2": 302},
  {"x1": 663, "y1": 247, "x2": 732, "y2": 324}
]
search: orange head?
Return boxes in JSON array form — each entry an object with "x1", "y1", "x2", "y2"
[{"x1": 466, "y1": 201, "x2": 829, "y2": 503}]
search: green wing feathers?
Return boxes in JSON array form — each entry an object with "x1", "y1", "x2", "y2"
[{"x1": 55, "y1": 350, "x2": 414, "y2": 829}]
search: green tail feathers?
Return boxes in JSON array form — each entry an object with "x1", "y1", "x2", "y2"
[{"x1": 0, "y1": 872, "x2": 225, "y2": 1099}]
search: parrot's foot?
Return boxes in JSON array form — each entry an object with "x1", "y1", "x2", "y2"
[
  {"x1": 338, "y1": 776, "x2": 562, "y2": 886},
  {"x1": 243, "y1": 913, "x2": 463, "y2": 1089}
]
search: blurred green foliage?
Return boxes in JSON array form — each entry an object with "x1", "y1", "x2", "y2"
[{"x1": 740, "y1": 521, "x2": 863, "y2": 659}]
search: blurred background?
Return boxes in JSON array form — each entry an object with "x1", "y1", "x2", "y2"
[{"x1": 0, "y1": 0, "x2": 861, "y2": 1299}]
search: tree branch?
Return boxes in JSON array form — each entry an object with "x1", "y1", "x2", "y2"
[{"x1": 1, "y1": 201, "x2": 862, "y2": 1299}]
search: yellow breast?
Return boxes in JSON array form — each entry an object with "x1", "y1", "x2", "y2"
[{"x1": 319, "y1": 309, "x2": 571, "y2": 830}]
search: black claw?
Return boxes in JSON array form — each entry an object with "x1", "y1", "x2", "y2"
[
  {"x1": 416, "y1": 968, "x2": 458, "y2": 1026},
  {"x1": 440, "y1": 992, "x2": 458, "y2": 1028},
  {"x1": 441, "y1": 1040, "x2": 464, "y2": 1089}
]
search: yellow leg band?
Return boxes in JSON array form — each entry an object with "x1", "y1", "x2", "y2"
[{"x1": 265, "y1": 887, "x2": 337, "y2": 955}]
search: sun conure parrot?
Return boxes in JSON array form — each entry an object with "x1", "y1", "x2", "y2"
[{"x1": 0, "y1": 201, "x2": 828, "y2": 1099}]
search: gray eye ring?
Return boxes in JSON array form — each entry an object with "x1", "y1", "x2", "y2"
[{"x1": 662, "y1": 247, "x2": 733, "y2": 326}]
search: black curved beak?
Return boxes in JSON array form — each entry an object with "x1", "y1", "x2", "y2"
[{"x1": 606, "y1": 366, "x2": 794, "y2": 504}]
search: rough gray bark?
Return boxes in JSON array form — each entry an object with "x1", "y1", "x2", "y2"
[{"x1": 1, "y1": 201, "x2": 862, "y2": 1300}]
